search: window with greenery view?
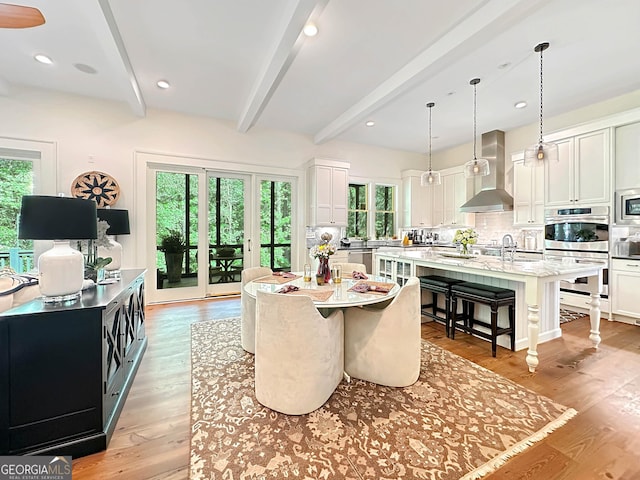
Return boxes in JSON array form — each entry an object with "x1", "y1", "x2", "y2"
[
  {"x1": 375, "y1": 184, "x2": 396, "y2": 238},
  {"x1": 347, "y1": 183, "x2": 368, "y2": 238},
  {"x1": 0, "y1": 158, "x2": 35, "y2": 271},
  {"x1": 0, "y1": 158, "x2": 33, "y2": 250},
  {"x1": 260, "y1": 180, "x2": 291, "y2": 271}
]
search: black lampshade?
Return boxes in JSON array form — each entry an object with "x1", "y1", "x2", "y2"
[
  {"x1": 97, "y1": 208, "x2": 130, "y2": 235},
  {"x1": 18, "y1": 195, "x2": 98, "y2": 240}
]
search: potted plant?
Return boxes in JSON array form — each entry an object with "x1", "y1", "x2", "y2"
[{"x1": 160, "y1": 229, "x2": 186, "y2": 283}]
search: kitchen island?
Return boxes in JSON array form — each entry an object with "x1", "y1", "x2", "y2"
[{"x1": 374, "y1": 250, "x2": 605, "y2": 372}]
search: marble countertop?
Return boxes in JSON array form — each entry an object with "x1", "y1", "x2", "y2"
[{"x1": 381, "y1": 250, "x2": 605, "y2": 279}]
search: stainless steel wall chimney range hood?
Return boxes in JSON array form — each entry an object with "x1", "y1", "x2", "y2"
[{"x1": 459, "y1": 130, "x2": 513, "y2": 213}]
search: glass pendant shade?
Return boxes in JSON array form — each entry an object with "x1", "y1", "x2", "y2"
[
  {"x1": 465, "y1": 78, "x2": 490, "y2": 178},
  {"x1": 421, "y1": 102, "x2": 441, "y2": 187},
  {"x1": 527, "y1": 42, "x2": 557, "y2": 167},
  {"x1": 524, "y1": 141, "x2": 558, "y2": 167},
  {"x1": 464, "y1": 158, "x2": 490, "y2": 178},
  {"x1": 421, "y1": 170, "x2": 441, "y2": 186}
]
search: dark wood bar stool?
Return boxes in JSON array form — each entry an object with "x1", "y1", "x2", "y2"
[
  {"x1": 450, "y1": 282, "x2": 515, "y2": 357},
  {"x1": 418, "y1": 275, "x2": 464, "y2": 337}
]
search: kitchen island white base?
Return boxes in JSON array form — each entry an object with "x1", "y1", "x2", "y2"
[
  {"x1": 376, "y1": 251, "x2": 604, "y2": 372},
  {"x1": 417, "y1": 266, "x2": 562, "y2": 352}
]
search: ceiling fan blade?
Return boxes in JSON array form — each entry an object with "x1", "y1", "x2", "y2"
[{"x1": 0, "y1": 3, "x2": 45, "y2": 28}]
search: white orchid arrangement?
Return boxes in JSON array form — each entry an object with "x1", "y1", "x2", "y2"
[
  {"x1": 76, "y1": 220, "x2": 113, "y2": 270},
  {"x1": 453, "y1": 228, "x2": 478, "y2": 247}
]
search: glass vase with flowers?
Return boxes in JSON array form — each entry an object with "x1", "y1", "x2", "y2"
[
  {"x1": 309, "y1": 232, "x2": 336, "y2": 284},
  {"x1": 453, "y1": 228, "x2": 478, "y2": 256}
]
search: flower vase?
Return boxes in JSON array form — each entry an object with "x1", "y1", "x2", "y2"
[
  {"x1": 317, "y1": 257, "x2": 331, "y2": 284},
  {"x1": 459, "y1": 244, "x2": 469, "y2": 256}
]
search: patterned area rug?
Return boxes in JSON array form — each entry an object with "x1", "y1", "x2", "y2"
[
  {"x1": 559, "y1": 308, "x2": 590, "y2": 324},
  {"x1": 190, "y1": 318, "x2": 577, "y2": 480}
]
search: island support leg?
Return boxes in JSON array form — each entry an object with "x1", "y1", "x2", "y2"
[
  {"x1": 588, "y1": 293, "x2": 602, "y2": 349},
  {"x1": 526, "y1": 304, "x2": 540, "y2": 373}
]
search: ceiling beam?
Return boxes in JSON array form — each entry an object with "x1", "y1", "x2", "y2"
[
  {"x1": 237, "y1": 0, "x2": 328, "y2": 133},
  {"x1": 97, "y1": 0, "x2": 145, "y2": 117},
  {"x1": 314, "y1": 0, "x2": 547, "y2": 145}
]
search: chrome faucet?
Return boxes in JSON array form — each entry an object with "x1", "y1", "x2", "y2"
[{"x1": 501, "y1": 234, "x2": 516, "y2": 262}]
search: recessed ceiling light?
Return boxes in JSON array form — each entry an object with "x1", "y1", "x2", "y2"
[
  {"x1": 157, "y1": 80, "x2": 170, "y2": 89},
  {"x1": 34, "y1": 54, "x2": 52, "y2": 65},
  {"x1": 365, "y1": 120, "x2": 375, "y2": 127},
  {"x1": 74, "y1": 63, "x2": 97, "y2": 74},
  {"x1": 303, "y1": 23, "x2": 318, "y2": 37},
  {"x1": 514, "y1": 101, "x2": 527, "y2": 109}
]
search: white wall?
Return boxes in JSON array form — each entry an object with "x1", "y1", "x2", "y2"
[{"x1": 0, "y1": 85, "x2": 427, "y2": 269}]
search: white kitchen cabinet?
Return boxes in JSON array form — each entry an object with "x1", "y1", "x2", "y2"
[
  {"x1": 512, "y1": 153, "x2": 544, "y2": 226},
  {"x1": 401, "y1": 167, "x2": 472, "y2": 228},
  {"x1": 615, "y1": 121, "x2": 640, "y2": 191},
  {"x1": 432, "y1": 168, "x2": 473, "y2": 227},
  {"x1": 611, "y1": 258, "x2": 640, "y2": 321},
  {"x1": 401, "y1": 171, "x2": 433, "y2": 227},
  {"x1": 307, "y1": 159, "x2": 349, "y2": 226},
  {"x1": 545, "y1": 129, "x2": 611, "y2": 207}
]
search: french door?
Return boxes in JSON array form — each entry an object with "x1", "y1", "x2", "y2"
[{"x1": 147, "y1": 164, "x2": 294, "y2": 303}]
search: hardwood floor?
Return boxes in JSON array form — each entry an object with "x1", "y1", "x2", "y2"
[{"x1": 72, "y1": 297, "x2": 640, "y2": 479}]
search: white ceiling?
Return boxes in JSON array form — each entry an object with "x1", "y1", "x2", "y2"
[{"x1": 1, "y1": 0, "x2": 639, "y2": 154}]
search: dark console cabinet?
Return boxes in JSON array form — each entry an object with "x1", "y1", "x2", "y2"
[{"x1": 0, "y1": 269, "x2": 146, "y2": 458}]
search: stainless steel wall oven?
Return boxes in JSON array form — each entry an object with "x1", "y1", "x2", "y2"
[{"x1": 544, "y1": 206, "x2": 609, "y2": 297}]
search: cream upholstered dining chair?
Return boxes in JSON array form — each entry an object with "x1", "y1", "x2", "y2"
[
  {"x1": 332, "y1": 262, "x2": 367, "y2": 274},
  {"x1": 254, "y1": 289, "x2": 344, "y2": 415},
  {"x1": 240, "y1": 266, "x2": 272, "y2": 354},
  {"x1": 343, "y1": 276, "x2": 421, "y2": 387}
]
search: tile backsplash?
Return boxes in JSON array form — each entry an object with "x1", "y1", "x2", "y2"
[
  {"x1": 425, "y1": 211, "x2": 543, "y2": 250},
  {"x1": 472, "y1": 212, "x2": 542, "y2": 249}
]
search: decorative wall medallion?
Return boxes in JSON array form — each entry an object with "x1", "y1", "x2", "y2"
[{"x1": 71, "y1": 171, "x2": 120, "y2": 207}]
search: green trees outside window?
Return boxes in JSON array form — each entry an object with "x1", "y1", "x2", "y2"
[
  {"x1": 156, "y1": 171, "x2": 199, "y2": 282},
  {"x1": 347, "y1": 183, "x2": 396, "y2": 240},
  {"x1": 347, "y1": 183, "x2": 368, "y2": 238},
  {"x1": 260, "y1": 180, "x2": 291, "y2": 271},
  {"x1": 0, "y1": 158, "x2": 33, "y2": 250},
  {"x1": 0, "y1": 158, "x2": 35, "y2": 271},
  {"x1": 375, "y1": 184, "x2": 396, "y2": 239}
]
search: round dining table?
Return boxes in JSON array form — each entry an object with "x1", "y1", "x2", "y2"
[{"x1": 243, "y1": 272, "x2": 400, "y2": 309}]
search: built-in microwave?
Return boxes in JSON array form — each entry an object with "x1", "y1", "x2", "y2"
[{"x1": 616, "y1": 188, "x2": 640, "y2": 225}]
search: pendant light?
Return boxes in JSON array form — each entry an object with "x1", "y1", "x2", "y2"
[
  {"x1": 464, "y1": 78, "x2": 490, "y2": 178},
  {"x1": 524, "y1": 42, "x2": 558, "y2": 167},
  {"x1": 421, "y1": 102, "x2": 441, "y2": 186}
]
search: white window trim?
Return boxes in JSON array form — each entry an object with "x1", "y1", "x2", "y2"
[{"x1": 0, "y1": 137, "x2": 57, "y2": 194}]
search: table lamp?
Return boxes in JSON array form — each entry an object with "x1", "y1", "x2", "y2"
[
  {"x1": 18, "y1": 195, "x2": 97, "y2": 302},
  {"x1": 96, "y1": 208, "x2": 130, "y2": 279}
]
